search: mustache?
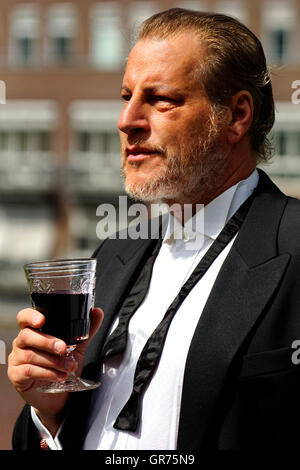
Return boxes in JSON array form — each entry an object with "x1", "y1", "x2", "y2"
[{"x1": 121, "y1": 140, "x2": 166, "y2": 155}]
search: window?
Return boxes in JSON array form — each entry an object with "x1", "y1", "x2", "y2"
[
  {"x1": 275, "y1": 131, "x2": 287, "y2": 156},
  {"x1": 15, "y1": 131, "x2": 28, "y2": 152},
  {"x1": 69, "y1": 208, "x2": 100, "y2": 258},
  {"x1": 17, "y1": 37, "x2": 33, "y2": 64},
  {"x1": 270, "y1": 30, "x2": 289, "y2": 63},
  {"x1": 0, "y1": 130, "x2": 52, "y2": 181},
  {"x1": 52, "y1": 36, "x2": 71, "y2": 63},
  {"x1": 260, "y1": 102, "x2": 300, "y2": 178},
  {"x1": 40, "y1": 131, "x2": 51, "y2": 152},
  {"x1": 0, "y1": 206, "x2": 55, "y2": 264},
  {"x1": 45, "y1": 3, "x2": 78, "y2": 65},
  {"x1": 69, "y1": 100, "x2": 123, "y2": 192},
  {"x1": 0, "y1": 100, "x2": 57, "y2": 189},
  {"x1": 90, "y1": 2, "x2": 123, "y2": 70},
  {"x1": 4, "y1": 130, "x2": 51, "y2": 153},
  {"x1": 99, "y1": 132, "x2": 120, "y2": 155},
  {"x1": 76, "y1": 131, "x2": 120, "y2": 159},
  {"x1": 128, "y1": 2, "x2": 158, "y2": 45},
  {"x1": 0, "y1": 132, "x2": 53, "y2": 190},
  {"x1": 78, "y1": 131, "x2": 91, "y2": 153},
  {"x1": 175, "y1": 1, "x2": 206, "y2": 11},
  {"x1": 262, "y1": 1, "x2": 296, "y2": 64},
  {"x1": 0, "y1": 132, "x2": 8, "y2": 151},
  {"x1": 273, "y1": 130, "x2": 300, "y2": 157},
  {"x1": 214, "y1": 0, "x2": 247, "y2": 23},
  {"x1": 9, "y1": 4, "x2": 39, "y2": 67}
]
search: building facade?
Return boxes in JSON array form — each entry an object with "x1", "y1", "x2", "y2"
[{"x1": 0, "y1": 0, "x2": 299, "y2": 320}]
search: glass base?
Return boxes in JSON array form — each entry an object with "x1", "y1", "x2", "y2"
[
  {"x1": 37, "y1": 345, "x2": 100, "y2": 393},
  {"x1": 37, "y1": 377, "x2": 100, "y2": 393}
]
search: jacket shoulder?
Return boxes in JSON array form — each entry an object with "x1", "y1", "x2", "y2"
[
  {"x1": 91, "y1": 215, "x2": 165, "y2": 261},
  {"x1": 12, "y1": 404, "x2": 40, "y2": 450},
  {"x1": 278, "y1": 195, "x2": 300, "y2": 253}
]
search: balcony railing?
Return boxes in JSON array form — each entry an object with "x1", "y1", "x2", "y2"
[
  {"x1": 261, "y1": 154, "x2": 300, "y2": 176},
  {"x1": 68, "y1": 151, "x2": 123, "y2": 193},
  {"x1": 0, "y1": 151, "x2": 57, "y2": 192}
]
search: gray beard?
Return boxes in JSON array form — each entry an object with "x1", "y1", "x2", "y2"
[{"x1": 122, "y1": 133, "x2": 229, "y2": 203}]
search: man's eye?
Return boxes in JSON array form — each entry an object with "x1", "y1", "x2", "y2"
[
  {"x1": 154, "y1": 96, "x2": 172, "y2": 102},
  {"x1": 149, "y1": 96, "x2": 177, "y2": 105},
  {"x1": 121, "y1": 94, "x2": 131, "y2": 102}
]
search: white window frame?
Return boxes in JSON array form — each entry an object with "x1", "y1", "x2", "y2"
[
  {"x1": 69, "y1": 100, "x2": 123, "y2": 192},
  {"x1": 261, "y1": 0, "x2": 297, "y2": 64},
  {"x1": 9, "y1": 4, "x2": 40, "y2": 67},
  {"x1": 0, "y1": 100, "x2": 58, "y2": 190},
  {"x1": 128, "y1": 1, "x2": 159, "y2": 45},
  {"x1": 89, "y1": 2, "x2": 123, "y2": 70},
  {"x1": 261, "y1": 101, "x2": 300, "y2": 176},
  {"x1": 213, "y1": 0, "x2": 248, "y2": 24},
  {"x1": 44, "y1": 3, "x2": 78, "y2": 65}
]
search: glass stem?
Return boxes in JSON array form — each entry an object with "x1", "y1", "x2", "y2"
[{"x1": 65, "y1": 345, "x2": 78, "y2": 380}]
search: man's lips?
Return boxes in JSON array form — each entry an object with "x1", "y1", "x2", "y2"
[{"x1": 126, "y1": 147, "x2": 162, "y2": 163}]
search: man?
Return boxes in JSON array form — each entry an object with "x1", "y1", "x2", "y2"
[{"x1": 8, "y1": 9, "x2": 300, "y2": 450}]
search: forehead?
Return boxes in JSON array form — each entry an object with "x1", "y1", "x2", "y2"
[{"x1": 123, "y1": 33, "x2": 206, "y2": 90}]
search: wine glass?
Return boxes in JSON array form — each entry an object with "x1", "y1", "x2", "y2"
[{"x1": 23, "y1": 258, "x2": 100, "y2": 393}]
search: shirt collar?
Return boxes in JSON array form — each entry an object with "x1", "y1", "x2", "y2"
[{"x1": 163, "y1": 169, "x2": 259, "y2": 245}]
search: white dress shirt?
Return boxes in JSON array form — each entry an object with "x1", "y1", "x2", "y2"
[{"x1": 32, "y1": 169, "x2": 259, "y2": 449}]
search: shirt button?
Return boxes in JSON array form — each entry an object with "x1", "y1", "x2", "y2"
[{"x1": 107, "y1": 368, "x2": 117, "y2": 378}]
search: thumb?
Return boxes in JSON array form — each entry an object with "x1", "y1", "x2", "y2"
[
  {"x1": 88, "y1": 307, "x2": 104, "y2": 341},
  {"x1": 74, "y1": 307, "x2": 104, "y2": 369}
]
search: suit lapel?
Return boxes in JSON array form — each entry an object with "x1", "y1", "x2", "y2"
[
  {"x1": 177, "y1": 171, "x2": 291, "y2": 449},
  {"x1": 83, "y1": 235, "x2": 159, "y2": 378}
]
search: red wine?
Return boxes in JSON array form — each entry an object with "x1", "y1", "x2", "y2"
[{"x1": 31, "y1": 291, "x2": 93, "y2": 345}]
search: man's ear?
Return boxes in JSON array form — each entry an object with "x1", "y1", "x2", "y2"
[{"x1": 227, "y1": 90, "x2": 254, "y2": 144}]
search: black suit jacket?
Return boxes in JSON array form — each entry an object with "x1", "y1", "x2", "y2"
[{"x1": 12, "y1": 170, "x2": 300, "y2": 449}]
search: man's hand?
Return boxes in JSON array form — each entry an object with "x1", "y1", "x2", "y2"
[{"x1": 7, "y1": 307, "x2": 104, "y2": 437}]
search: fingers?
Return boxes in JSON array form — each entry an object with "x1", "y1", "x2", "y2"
[
  {"x1": 8, "y1": 363, "x2": 68, "y2": 393},
  {"x1": 16, "y1": 307, "x2": 104, "y2": 343},
  {"x1": 8, "y1": 328, "x2": 77, "y2": 389},
  {"x1": 8, "y1": 306, "x2": 104, "y2": 393},
  {"x1": 14, "y1": 307, "x2": 104, "y2": 359},
  {"x1": 17, "y1": 308, "x2": 46, "y2": 330},
  {"x1": 8, "y1": 330, "x2": 77, "y2": 393},
  {"x1": 14, "y1": 327, "x2": 66, "y2": 356},
  {"x1": 8, "y1": 308, "x2": 74, "y2": 392},
  {"x1": 11, "y1": 345, "x2": 77, "y2": 374},
  {"x1": 89, "y1": 307, "x2": 104, "y2": 340}
]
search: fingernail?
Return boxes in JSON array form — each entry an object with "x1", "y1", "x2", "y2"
[
  {"x1": 33, "y1": 312, "x2": 42, "y2": 326},
  {"x1": 54, "y1": 341, "x2": 65, "y2": 354}
]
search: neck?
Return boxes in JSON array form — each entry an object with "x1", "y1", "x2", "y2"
[{"x1": 163, "y1": 159, "x2": 257, "y2": 223}]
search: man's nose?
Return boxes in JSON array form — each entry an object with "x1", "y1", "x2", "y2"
[{"x1": 118, "y1": 99, "x2": 150, "y2": 135}]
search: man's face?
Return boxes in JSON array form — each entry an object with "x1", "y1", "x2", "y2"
[{"x1": 118, "y1": 33, "x2": 230, "y2": 204}]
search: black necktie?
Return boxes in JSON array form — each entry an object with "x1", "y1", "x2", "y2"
[
  {"x1": 103, "y1": 192, "x2": 256, "y2": 432},
  {"x1": 101, "y1": 238, "x2": 163, "y2": 359}
]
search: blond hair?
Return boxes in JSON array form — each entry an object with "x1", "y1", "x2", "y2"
[{"x1": 137, "y1": 8, "x2": 275, "y2": 163}]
